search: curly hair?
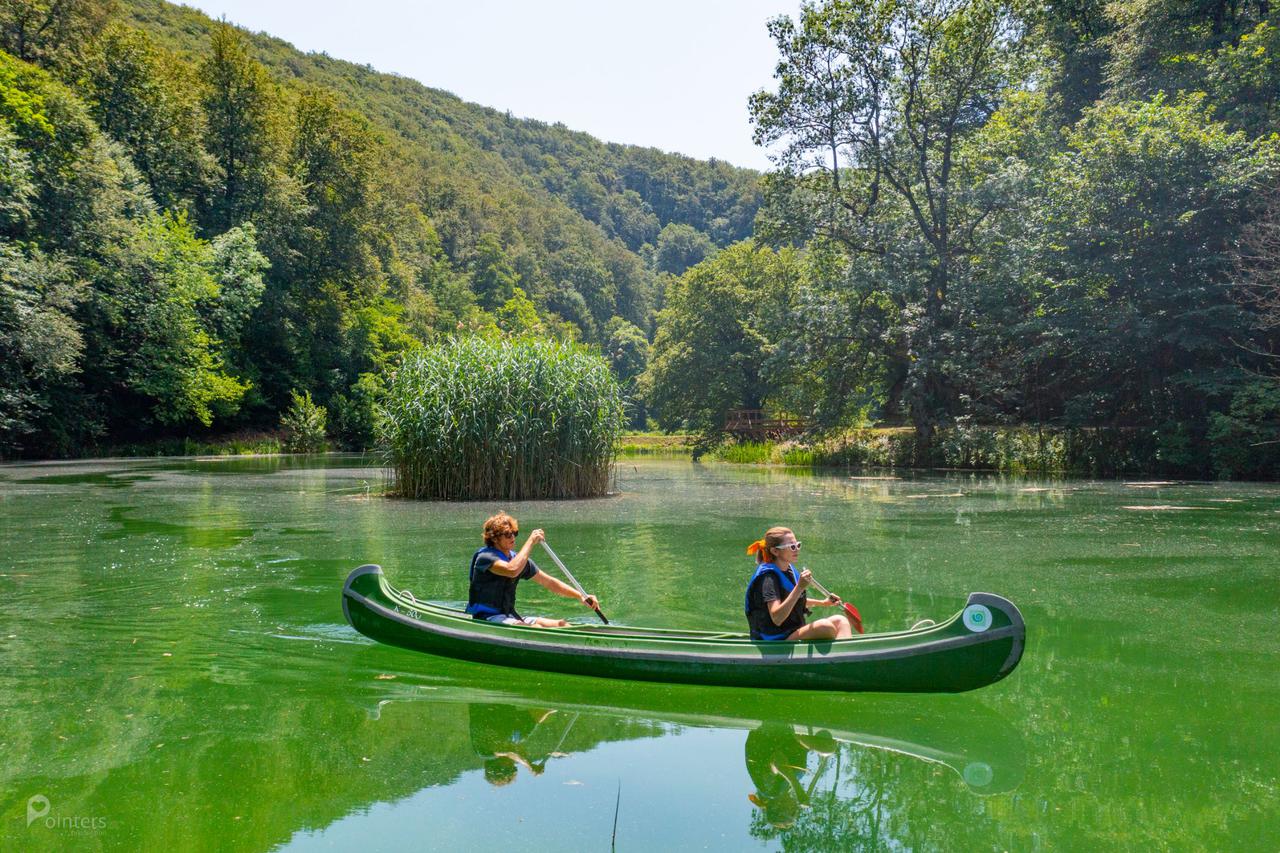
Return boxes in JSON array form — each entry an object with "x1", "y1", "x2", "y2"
[{"x1": 482, "y1": 512, "x2": 518, "y2": 547}]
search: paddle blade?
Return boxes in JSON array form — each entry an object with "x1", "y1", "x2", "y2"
[{"x1": 842, "y1": 602, "x2": 865, "y2": 634}]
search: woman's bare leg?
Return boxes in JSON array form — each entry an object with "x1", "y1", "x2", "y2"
[
  {"x1": 788, "y1": 615, "x2": 852, "y2": 641},
  {"x1": 531, "y1": 617, "x2": 569, "y2": 628}
]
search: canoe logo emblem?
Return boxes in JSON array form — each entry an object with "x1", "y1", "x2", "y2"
[{"x1": 962, "y1": 604, "x2": 993, "y2": 633}]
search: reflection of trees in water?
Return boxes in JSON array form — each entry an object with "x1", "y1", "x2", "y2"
[{"x1": 747, "y1": 724, "x2": 1006, "y2": 851}]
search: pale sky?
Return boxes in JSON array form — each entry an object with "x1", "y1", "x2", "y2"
[{"x1": 181, "y1": 0, "x2": 803, "y2": 171}]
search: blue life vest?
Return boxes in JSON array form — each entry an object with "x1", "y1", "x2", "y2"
[
  {"x1": 466, "y1": 546, "x2": 537, "y2": 618},
  {"x1": 744, "y1": 563, "x2": 801, "y2": 641}
]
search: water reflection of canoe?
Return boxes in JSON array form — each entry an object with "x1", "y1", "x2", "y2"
[
  {"x1": 360, "y1": 673, "x2": 1026, "y2": 794},
  {"x1": 342, "y1": 564, "x2": 1025, "y2": 693}
]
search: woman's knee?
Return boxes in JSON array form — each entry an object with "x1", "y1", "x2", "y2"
[{"x1": 794, "y1": 621, "x2": 837, "y2": 641}]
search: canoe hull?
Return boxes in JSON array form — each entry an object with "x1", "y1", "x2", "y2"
[{"x1": 342, "y1": 565, "x2": 1024, "y2": 693}]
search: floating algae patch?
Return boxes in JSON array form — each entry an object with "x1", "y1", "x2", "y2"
[
  {"x1": 103, "y1": 505, "x2": 255, "y2": 548},
  {"x1": 15, "y1": 471, "x2": 156, "y2": 488}
]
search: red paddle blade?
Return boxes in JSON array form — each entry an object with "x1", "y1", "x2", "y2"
[{"x1": 842, "y1": 602, "x2": 865, "y2": 634}]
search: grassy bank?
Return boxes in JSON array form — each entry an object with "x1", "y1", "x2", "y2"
[
  {"x1": 712, "y1": 441, "x2": 814, "y2": 465},
  {"x1": 618, "y1": 433, "x2": 695, "y2": 457},
  {"x1": 91, "y1": 431, "x2": 285, "y2": 458}
]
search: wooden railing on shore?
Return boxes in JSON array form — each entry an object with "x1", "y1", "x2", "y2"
[{"x1": 723, "y1": 409, "x2": 809, "y2": 440}]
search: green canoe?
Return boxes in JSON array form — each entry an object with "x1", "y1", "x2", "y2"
[{"x1": 341, "y1": 564, "x2": 1025, "y2": 693}]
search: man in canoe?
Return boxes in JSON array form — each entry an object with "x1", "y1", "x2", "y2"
[
  {"x1": 745, "y1": 527, "x2": 853, "y2": 641},
  {"x1": 466, "y1": 512, "x2": 600, "y2": 627}
]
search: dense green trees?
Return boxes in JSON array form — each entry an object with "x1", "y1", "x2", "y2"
[
  {"x1": 200, "y1": 23, "x2": 294, "y2": 240},
  {"x1": 653, "y1": 223, "x2": 716, "y2": 275},
  {"x1": 0, "y1": 0, "x2": 114, "y2": 69},
  {"x1": 749, "y1": 0, "x2": 1028, "y2": 450},
  {"x1": 103, "y1": 212, "x2": 265, "y2": 427},
  {"x1": 0, "y1": 244, "x2": 82, "y2": 451},
  {"x1": 0, "y1": 1, "x2": 762, "y2": 456},
  {"x1": 604, "y1": 316, "x2": 651, "y2": 427},
  {"x1": 640, "y1": 0, "x2": 1280, "y2": 477},
  {"x1": 1031, "y1": 96, "x2": 1275, "y2": 426},
  {"x1": 642, "y1": 243, "x2": 803, "y2": 445},
  {"x1": 86, "y1": 26, "x2": 211, "y2": 212}
]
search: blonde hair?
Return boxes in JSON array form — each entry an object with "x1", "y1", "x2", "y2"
[
  {"x1": 747, "y1": 526, "x2": 794, "y2": 564},
  {"x1": 483, "y1": 512, "x2": 518, "y2": 547}
]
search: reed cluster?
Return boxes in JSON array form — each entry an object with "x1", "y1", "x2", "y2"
[{"x1": 379, "y1": 337, "x2": 624, "y2": 499}]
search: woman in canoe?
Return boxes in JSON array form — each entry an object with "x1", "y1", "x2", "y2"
[
  {"x1": 466, "y1": 512, "x2": 600, "y2": 627},
  {"x1": 745, "y1": 527, "x2": 853, "y2": 641}
]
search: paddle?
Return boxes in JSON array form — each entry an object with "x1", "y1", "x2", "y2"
[
  {"x1": 806, "y1": 573, "x2": 865, "y2": 634},
  {"x1": 540, "y1": 541, "x2": 609, "y2": 624}
]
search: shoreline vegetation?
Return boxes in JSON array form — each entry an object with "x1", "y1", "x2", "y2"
[
  {"x1": 55, "y1": 425, "x2": 1266, "y2": 482},
  {"x1": 642, "y1": 425, "x2": 1274, "y2": 480}
]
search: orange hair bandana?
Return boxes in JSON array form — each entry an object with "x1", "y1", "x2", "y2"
[{"x1": 746, "y1": 538, "x2": 768, "y2": 556}]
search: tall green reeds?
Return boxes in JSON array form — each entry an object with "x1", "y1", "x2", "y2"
[{"x1": 379, "y1": 337, "x2": 625, "y2": 499}]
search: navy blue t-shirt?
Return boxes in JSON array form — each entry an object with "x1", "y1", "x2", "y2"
[{"x1": 467, "y1": 547, "x2": 540, "y2": 618}]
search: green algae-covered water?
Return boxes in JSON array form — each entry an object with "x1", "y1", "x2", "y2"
[{"x1": 1, "y1": 456, "x2": 1276, "y2": 851}]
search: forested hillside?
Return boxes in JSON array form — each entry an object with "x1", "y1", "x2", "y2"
[
  {"x1": 642, "y1": 0, "x2": 1280, "y2": 478},
  {"x1": 0, "y1": 0, "x2": 759, "y2": 455}
]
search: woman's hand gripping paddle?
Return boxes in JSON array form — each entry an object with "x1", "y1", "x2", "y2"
[
  {"x1": 540, "y1": 541, "x2": 609, "y2": 624},
  {"x1": 807, "y1": 574, "x2": 864, "y2": 634}
]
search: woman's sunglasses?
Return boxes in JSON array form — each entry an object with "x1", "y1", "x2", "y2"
[{"x1": 774, "y1": 541, "x2": 802, "y2": 551}]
